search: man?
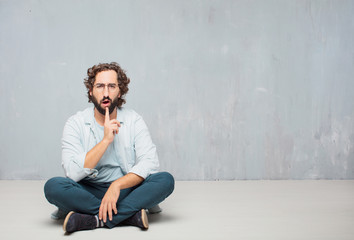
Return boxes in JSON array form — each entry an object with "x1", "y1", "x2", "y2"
[{"x1": 44, "y1": 62, "x2": 174, "y2": 233}]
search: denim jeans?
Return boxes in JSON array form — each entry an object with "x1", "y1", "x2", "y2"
[{"x1": 44, "y1": 172, "x2": 174, "y2": 228}]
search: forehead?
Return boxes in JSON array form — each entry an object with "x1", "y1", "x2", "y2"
[{"x1": 94, "y1": 70, "x2": 118, "y2": 84}]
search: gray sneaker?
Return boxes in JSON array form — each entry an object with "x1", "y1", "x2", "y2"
[
  {"x1": 51, "y1": 208, "x2": 69, "y2": 220},
  {"x1": 147, "y1": 204, "x2": 162, "y2": 214}
]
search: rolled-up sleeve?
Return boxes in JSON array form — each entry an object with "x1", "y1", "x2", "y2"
[
  {"x1": 128, "y1": 114, "x2": 159, "y2": 179},
  {"x1": 61, "y1": 117, "x2": 98, "y2": 182}
]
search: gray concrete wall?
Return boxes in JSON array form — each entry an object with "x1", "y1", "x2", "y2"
[{"x1": 1, "y1": 0, "x2": 353, "y2": 180}]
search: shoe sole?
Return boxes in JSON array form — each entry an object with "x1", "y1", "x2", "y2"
[
  {"x1": 63, "y1": 211, "x2": 75, "y2": 232},
  {"x1": 141, "y1": 209, "x2": 149, "y2": 229}
]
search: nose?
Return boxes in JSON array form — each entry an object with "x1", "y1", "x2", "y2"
[{"x1": 103, "y1": 85, "x2": 109, "y2": 96}]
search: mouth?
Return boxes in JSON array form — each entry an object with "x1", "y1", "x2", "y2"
[{"x1": 101, "y1": 99, "x2": 111, "y2": 107}]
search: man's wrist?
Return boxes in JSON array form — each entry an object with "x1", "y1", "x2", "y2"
[
  {"x1": 111, "y1": 180, "x2": 122, "y2": 190},
  {"x1": 101, "y1": 138, "x2": 112, "y2": 145}
]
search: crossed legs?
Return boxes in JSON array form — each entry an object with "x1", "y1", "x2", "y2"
[{"x1": 44, "y1": 172, "x2": 174, "y2": 229}]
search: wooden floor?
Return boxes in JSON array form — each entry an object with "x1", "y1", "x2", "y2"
[{"x1": 0, "y1": 180, "x2": 353, "y2": 240}]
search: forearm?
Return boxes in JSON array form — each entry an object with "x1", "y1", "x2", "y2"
[
  {"x1": 84, "y1": 139, "x2": 110, "y2": 169},
  {"x1": 111, "y1": 173, "x2": 144, "y2": 190}
]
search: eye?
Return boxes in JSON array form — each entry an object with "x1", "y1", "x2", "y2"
[
  {"x1": 96, "y1": 84, "x2": 104, "y2": 89},
  {"x1": 108, "y1": 84, "x2": 117, "y2": 90}
]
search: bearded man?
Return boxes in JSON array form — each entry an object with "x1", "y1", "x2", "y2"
[{"x1": 44, "y1": 62, "x2": 174, "y2": 233}]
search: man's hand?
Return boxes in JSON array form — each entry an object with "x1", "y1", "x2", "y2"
[
  {"x1": 98, "y1": 173, "x2": 144, "y2": 223},
  {"x1": 104, "y1": 107, "x2": 121, "y2": 144},
  {"x1": 99, "y1": 182, "x2": 120, "y2": 223}
]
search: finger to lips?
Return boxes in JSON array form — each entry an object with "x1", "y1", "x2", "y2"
[{"x1": 105, "y1": 107, "x2": 110, "y2": 122}]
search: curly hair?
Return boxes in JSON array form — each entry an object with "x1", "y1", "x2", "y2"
[{"x1": 84, "y1": 62, "x2": 130, "y2": 108}]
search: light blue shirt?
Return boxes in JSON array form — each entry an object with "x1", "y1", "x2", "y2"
[
  {"x1": 91, "y1": 121, "x2": 124, "y2": 182},
  {"x1": 61, "y1": 107, "x2": 160, "y2": 183}
]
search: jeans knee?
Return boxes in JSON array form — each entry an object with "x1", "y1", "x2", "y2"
[
  {"x1": 44, "y1": 177, "x2": 66, "y2": 201},
  {"x1": 159, "y1": 172, "x2": 175, "y2": 194}
]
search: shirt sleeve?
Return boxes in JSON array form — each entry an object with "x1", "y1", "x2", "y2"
[
  {"x1": 128, "y1": 114, "x2": 160, "y2": 179},
  {"x1": 61, "y1": 117, "x2": 98, "y2": 182}
]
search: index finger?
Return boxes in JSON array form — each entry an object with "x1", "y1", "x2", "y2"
[{"x1": 105, "y1": 107, "x2": 110, "y2": 122}]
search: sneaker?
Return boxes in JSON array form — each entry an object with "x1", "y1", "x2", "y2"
[
  {"x1": 63, "y1": 211, "x2": 98, "y2": 233},
  {"x1": 147, "y1": 204, "x2": 162, "y2": 214},
  {"x1": 122, "y1": 209, "x2": 149, "y2": 230},
  {"x1": 51, "y1": 208, "x2": 69, "y2": 220}
]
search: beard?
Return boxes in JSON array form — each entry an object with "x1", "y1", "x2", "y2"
[{"x1": 92, "y1": 94, "x2": 119, "y2": 115}]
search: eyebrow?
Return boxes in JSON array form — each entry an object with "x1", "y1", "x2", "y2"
[{"x1": 95, "y1": 83, "x2": 117, "y2": 85}]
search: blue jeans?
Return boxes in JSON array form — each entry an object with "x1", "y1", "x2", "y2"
[{"x1": 44, "y1": 172, "x2": 174, "y2": 228}]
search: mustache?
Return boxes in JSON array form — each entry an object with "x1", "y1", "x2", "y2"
[{"x1": 100, "y1": 96, "x2": 112, "y2": 103}]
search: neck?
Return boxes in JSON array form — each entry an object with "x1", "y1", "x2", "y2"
[{"x1": 94, "y1": 107, "x2": 117, "y2": 126}]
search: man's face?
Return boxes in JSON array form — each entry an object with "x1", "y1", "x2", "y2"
[{"x1": 90, "y1": 70, "x2": 120, "y2": 115}]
